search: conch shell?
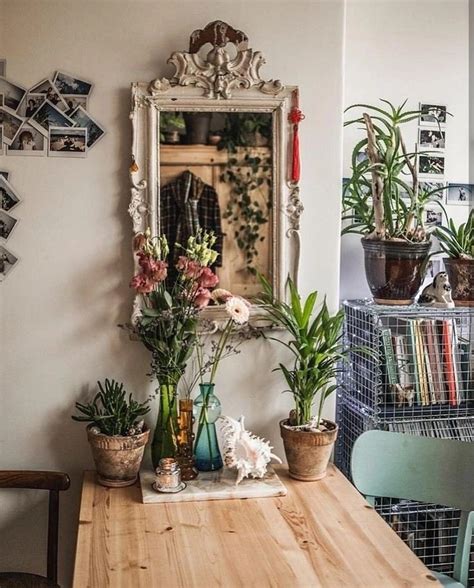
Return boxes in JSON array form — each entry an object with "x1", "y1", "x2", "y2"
[{"x1": 220, "y1": 416, "x2": 282, "y2": 485}]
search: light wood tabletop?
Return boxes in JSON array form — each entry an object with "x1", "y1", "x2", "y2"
[{"x1": 73, "y1": 465, "x2": 440, "y2": 587}]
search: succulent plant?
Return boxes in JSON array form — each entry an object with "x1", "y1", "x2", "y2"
[{"x1": 72, "y1": 379, "x2": 150, "y2": 436}]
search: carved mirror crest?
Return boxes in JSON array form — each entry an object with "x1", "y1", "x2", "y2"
[{"x1": 129, "y1": 20, "x2": 303, "y2": 327}]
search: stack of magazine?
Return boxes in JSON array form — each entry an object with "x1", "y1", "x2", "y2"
[{"x1": 381, "y1": 318, "x2": 472, "y2": 407}]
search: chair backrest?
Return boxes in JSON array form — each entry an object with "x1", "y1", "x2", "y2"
[
  {"x1": 0, "y1": 471, "x2": 70, "y2": 585},
  {"x1": 351, "y1": 431, "x2": 474, "y2": 586}
]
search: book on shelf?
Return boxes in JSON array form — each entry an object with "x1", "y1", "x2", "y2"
[{"x1": 382, "y1": 317, "x2": 469, "y2": 408}]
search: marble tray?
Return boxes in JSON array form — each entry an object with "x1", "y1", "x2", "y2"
[{"x1": 140, "y1": 465, "x2": 287, "y2": 504}]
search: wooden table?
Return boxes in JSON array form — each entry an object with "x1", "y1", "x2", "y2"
[{"x1": 73, "y1": 465, "x2": 440, "y2": 587}]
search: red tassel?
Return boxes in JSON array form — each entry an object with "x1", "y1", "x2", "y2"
[{"x1": 288, "y1": 103, "x2": 305, "y2": 183}]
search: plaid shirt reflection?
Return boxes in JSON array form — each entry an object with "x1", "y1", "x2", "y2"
[{"x1": 160, "y1": 171, "x2": 223, "y2": 280}]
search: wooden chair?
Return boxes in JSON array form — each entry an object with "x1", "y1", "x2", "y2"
[
  {"x1": 0, "y1": 471, "x2": 70, "y2": 588},
  {"x1": 351, "y1": 430, "x2": 474, "y2": 588}
]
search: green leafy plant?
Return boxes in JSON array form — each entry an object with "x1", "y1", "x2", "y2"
[
  {"x1": 342, "y1": 99, "x2": 447, "y2": 242},
  {"x1": 217, "y1": 113, "x2": 272, "y2": 152},
  {"x1": 72, "y1": 379, "x2": 150, "y2": 436},
  {"x1": 434, "y1": 210, "x2": 474, "y2": 259},
  {"x1": 258, "y1": 277, "x2": 349, "y2": 428},
  {"x1": 221, "y1": 152, "x2": 272, "y2": 274},
  {"x1": 160, "y1": 112, "x2": 185, "y2": 142}
]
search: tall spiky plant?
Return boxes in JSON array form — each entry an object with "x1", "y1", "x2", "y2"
[
  {"x1": 343, "y1": 99, "x2": 446, "y2": 242},
  {"x1": 435, "y1": 210, "x2": 474, "y2": 259}
]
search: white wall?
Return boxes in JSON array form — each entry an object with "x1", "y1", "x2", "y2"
[
  {"x1": 340, "y1": 0, "x2": 470, "y2": 301},
  {"x1": 0, "y1": 1, "x2": 345, "y2": 584}
]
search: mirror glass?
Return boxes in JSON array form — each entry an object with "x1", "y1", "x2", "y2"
[{"x1": 158, "y1": 110, "x2": 273, "y2": 300}]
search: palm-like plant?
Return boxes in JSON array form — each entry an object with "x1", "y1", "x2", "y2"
[
  {"x1": 435, "y1": 210, "x2": 474, "y2": 259},
  {"x1": 259, "y1": 277, "x2": 347, "y2": 428},
  {"x1": 343, "y1": 100, "x2": 446, "y2": 241}
]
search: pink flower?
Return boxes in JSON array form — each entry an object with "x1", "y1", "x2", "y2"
[
  {"x1": 130, "y1": 273, "x2": 154, "y2": 293},
  {"x1": 176, "y1": 256, "x2": 203, "y2": 280},
  {"x1": 198, "y1": 266, "x2": 219, "y2": 288},
  {"x1": 138, "y1": 253, "x2": 168, "y2": 282},
  {"x1": 194, "y1": 287, "x2": 212, "y2": 309}
]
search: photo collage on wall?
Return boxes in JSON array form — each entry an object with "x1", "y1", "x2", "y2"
[
  {"x1": 0, "y1": 169, "x2": 20, "y2": 281},
  {"x1": 418, "y1": 102, "x2": 473, "y2": 210},
  {"x1": 0, "y1": 61, "x2": 105, "y2": 158}
]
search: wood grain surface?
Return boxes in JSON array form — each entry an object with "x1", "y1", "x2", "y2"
[{"x1": 73, "y1": 465, "x2": 440, "y2": 587}]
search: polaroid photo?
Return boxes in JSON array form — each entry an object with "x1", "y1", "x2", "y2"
[
  {"x1": 0, "y1": 175, "x2": 20, "y2": 211},
  {"x1": 446, "y1": 183, "x2": 473, "y2": 205},
  {"x1": 418, "y1": 128, "x2": 445, "y2": 150},
  {"x1": 0, "y1": 244, "x2": 19, "y2": 281},
  {"x1": 0, "y1": 60, "x2": 6, "y2": 77},
  {"x1": 7, "y1": 122, "x2": 47, "y2": 156},
  {"x1": 30, "y1": 100, "x2": 74, "y2": 134},
  {"x1": 0, "y1": 210, "x2": 17, "y2": 241},
  {"x1": 0, "y1": 77, "x2": 27, "y2": 112},
  {"x1": 53, "y1": 71, "x2": 93, "y2": 96},
  {"x1": 0, "y1": 171, "x2": 9, "y2": 181},
  {"x1": 28, "y1": 79, "x2": 68, "y2": 112},
  {"x1": 419, "y1": 103, "x2": 447, "y2": 127},
  {"x1": 63, "y1": 95, "x2": 88, "y2": 115},
  {"x1": 0, "y1": 106, "x2": 25, "y2": 145},
  {"x1": 69, "y1": 106, "x2": 105, "y2": 149},
  {"x1": 425, "y1": 208, "x2": 443, "y2": 227},
  {"x1": 49, "y1": 127, "x2": 87, "y2": 158},
  {"x1": 419, "y1": 154, "x2": 445, "y2": 178},
  {"x1": 17, "y1": 93, "x2": 45, "y2": 118}
]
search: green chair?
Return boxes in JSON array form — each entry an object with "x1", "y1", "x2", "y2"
[{"x1": 351, "y1": 430, "x2": 474, "y2": 588}]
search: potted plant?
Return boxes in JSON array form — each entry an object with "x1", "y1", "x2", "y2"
[
  {"x1": 160, "y1": 112, "x2": 185, "y2": 144},
  {"x1": 259, "y1": 278, "x2": 347, "y2": 481},
  {"x1": 342, "y1": 100, "x2": 445, "y2": 305},
  {"x1": 72, "y1": 379, "x2": 150, "y2": 487},
  {"x1": 218, "y1": 113, "x2": 272, "y2": 152},
  {"x1": 434, "y1": 210, "x2": 474, "y2": 306}
]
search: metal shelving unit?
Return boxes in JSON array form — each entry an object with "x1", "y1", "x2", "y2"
[{"x1": 335, "y1": 300, "x2": 474, "y2": 583}]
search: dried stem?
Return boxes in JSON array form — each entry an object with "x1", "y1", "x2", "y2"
[{"x1": 363, "y1": 113, "x2": 385, "y2": 240}]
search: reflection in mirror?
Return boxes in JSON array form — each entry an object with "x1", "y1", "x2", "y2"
[{"x1": 159, "y1": 111, "x2": 273, "y2": 299}]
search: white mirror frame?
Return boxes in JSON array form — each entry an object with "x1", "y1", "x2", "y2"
[{"x1": 129, "y1": 21, "x2": 303, "y2": 329}]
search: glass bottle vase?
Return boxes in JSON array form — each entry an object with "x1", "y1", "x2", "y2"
[
  {"x1": 151, "y1": 383, "x2": 179, "y2": 469},
  {"x1": 193, "y1": 383, "x2": 223, "y2": 471},
  {"x1": 176, "y1": 398, "x2": 198, "y2": 480}
]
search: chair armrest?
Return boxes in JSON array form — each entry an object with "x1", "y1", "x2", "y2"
[{"x1": 0, "y1": 471, "x2": 70, "y2": 491}]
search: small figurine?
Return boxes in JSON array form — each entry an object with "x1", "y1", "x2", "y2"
[
  {"x1": 418, "y1": 271, "x2": 454, "y2": 308},
  {"x1": 220, "y1": 416, "x2": 282, "y2": 485},
  {"x1": 395, "y1": 384, "x2": 415, "y2": 408}
]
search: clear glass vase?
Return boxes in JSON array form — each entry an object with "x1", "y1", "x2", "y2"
[
  {"x1": 193, "y1": 383, "x2": 223, "y2": 471},
  {"x1": 151, "y1": 383, "x2": 179, "y2": 469}
]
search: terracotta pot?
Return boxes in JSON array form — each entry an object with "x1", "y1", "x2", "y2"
[
  {"x1": 280, "y1": 419, "x2": 338, "y2": 481},
  {"x1": 361, "y1": 238, "x2": 431, "y2": 305},
  {"x1": 87, "y1": 425, "x2": 149, "y2": 487},
  {"x1": 444, "y1": 258, "x2": 474, "y2": 306}
]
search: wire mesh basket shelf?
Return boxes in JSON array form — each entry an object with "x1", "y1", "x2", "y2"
[
  {"x1": 336, "y1": 301, "x2": 474, "y2": 583},
  {"x1": 340, "y1": 300, "x2": 474, "y2": 421}
]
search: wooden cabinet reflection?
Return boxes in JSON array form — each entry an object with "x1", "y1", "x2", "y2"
[{"x1": 160, "y1": 145, "x2": 272, "y2": 298}]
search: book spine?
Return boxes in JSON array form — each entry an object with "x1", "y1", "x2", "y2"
[
  {"x1": 441, "y1": 320, "x2": 458, "y2": 407},
  {"x1": 421, "y1": 321, "x2": 436, "y2": 405}
]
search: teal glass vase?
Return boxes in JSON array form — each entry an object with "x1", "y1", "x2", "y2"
[
  {"x1": 193, "y1": 383, "x2": 223, "y2": 471},
  {"x1": 151, "y1": 383, "x2": 179, "y2": 469}
]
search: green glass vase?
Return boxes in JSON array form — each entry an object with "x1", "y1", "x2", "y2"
[{"x1": 151, "y1": 383, "x2": 179, "y2": 469}]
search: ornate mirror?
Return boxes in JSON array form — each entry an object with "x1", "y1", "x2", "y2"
[{"x1": 129, "y1": 21, "x2": 303, "y2": 326}]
